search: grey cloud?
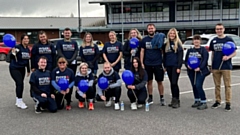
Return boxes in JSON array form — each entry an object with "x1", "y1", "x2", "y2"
[{"x1": 0, "y1": 0, "x2": 105, "y2": 17}]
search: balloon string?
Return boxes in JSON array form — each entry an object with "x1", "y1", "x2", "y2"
[
  {"x1": 61, "y1": 94, "x2": 65, "y2": 106},
  {"x1": 132, "y1": 89, "x2": 138, "y2": 103},
  {"x1": 85, "y1": 97, "x2": 87, "y2": 109},
  {"x1": 104, "y1": 91, "x2": 106, "y2": 106},
  {"x1": 15, "y1": 55, "x2": 18, "y2": 62},
  {"x1": 219, "y1": 61, "x2": 223, "y2": 70},
  {"x1": 194, "y1": 71, "x2": 196, "y2": 85}
]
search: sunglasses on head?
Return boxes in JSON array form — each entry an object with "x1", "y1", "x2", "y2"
[{"x1": 58, "y1": 61, "x2": 65, "y2": 64}]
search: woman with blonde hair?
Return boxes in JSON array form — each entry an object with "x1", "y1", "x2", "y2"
[
  {"x1": 123, "y1": 28, "x2": 142, "y2": 70},
  {"x1": 102, "y1": 31, "x2": 123, "y2": 73},
  {"x1": 74, "y1": 62, "x2": 95, "y2": 110},
  {"x1": 79, "y1": 32, "x2": 100, "y2": 76},
  {"x1": 162, "y1": 28, "x2": 183, "y2": 108},
  {"x1": 51, "y1": 57, "x2": 75, "y2": 110}
]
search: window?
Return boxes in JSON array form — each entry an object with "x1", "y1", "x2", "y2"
[
  {"x1": 177, "y1": 4, "x2": 191, "y2": 21},
  {"x1": 222, "y1": 0, "x2": 239, "y2": 20},
  {"x1": 0, "y1": 32, "x2": 5, "y2": 42},
  {"x1": 27, "y1": 31, "x2": 38, "y2": 44},
  {"x1": 144, "y1": 2, "x2": 163, "y2": 12}
]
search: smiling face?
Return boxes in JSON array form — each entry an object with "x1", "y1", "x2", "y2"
[
  {"x1": 132, "y1": 59, "x2": 138, "y2": 69},
  {"x1": 215, "y1": 24, "x2": 225, "y2": 37},
  {"x1": 85, "y1": 34, "x2": 92, "y2": 43},
  {"x1": 103, "y1": 63, "x2": 112, "y2": 74},
  {"x1": 80, "y1": 65, "x2": 88, "y2": 75},
  {"x1": 169, "y1": 30, "x2": 176, "y2": 40},
  {"x1": 147, "y1": 25, "x2": 156, "y2": 36},
  {"x1": 130, "y1": 30, "x2": 137, "y2": 38},
  {"x1": 39, "y1": 33, "x2": 47, "y2": 44},
  {"x1": 22, "y1": 36, "x2": 29, "y2": 45},
  {"x1": 38, "y1": 58, "x2": 47, "y2": 70},
  {"x1": 109, "y1": 32, "x2": 116, "y2": 42},
  {"x1": 58, "y1": 58, "x2": 67, "y2": 70},
  {"x1": 63, "y1": 30, "x2": 72, "y2": 40}
]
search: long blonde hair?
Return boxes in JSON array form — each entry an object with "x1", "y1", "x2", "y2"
[
  {"x1": 109, "y1": 31, "x2": 117, "y2": 43},
  {"x1": 165, "y1": 28, "x2": 182, "y2": 53},
  {"x1": 128, "y1": 28, "x2": 142, "y2": 41},
  {"x1": 82, "y1": 32, "x2": 94, "y2": 48}
]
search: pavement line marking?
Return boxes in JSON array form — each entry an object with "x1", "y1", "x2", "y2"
[
  {"x1": 179, "y1": 83, "x2": 240, "y2": 95},
  {"x1": 232, "y1": 75, "x2": 240, "y2": 78}
]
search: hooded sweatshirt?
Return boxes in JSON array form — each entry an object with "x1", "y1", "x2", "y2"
[{"x1": 75, "y1": 69, "x2": 94, "y2": 96}]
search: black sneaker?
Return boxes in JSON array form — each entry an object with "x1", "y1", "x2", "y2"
[
  {"x1": 35, "y1": 107, "x2": 42, "y2": 114},
  {"x1": 147, "y1": 97, "x2": 153, "y2": 105},
  {"x1": 191, "y1": 101, "x2": 201, "y2": 108},
  {"x1": 211, "y1": 102, "x2": 221, "y2": 109},
  {"x1": 225, "y1": 104, "x2": 231, "y2": 112}
]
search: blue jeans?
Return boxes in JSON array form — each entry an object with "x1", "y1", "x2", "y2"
[{"x1": 188, "y1": 71, "x2": 206, "y2": 103}]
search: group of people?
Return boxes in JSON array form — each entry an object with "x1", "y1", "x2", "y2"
[{"x1": 8, "y1": 23, "x2": 236, "y2": 114}]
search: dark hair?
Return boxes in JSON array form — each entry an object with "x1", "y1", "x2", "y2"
[
  {"x1": 20, "y1": 33, "x2": 28, "y2": 44},
  {"x1": 64, "y1": 27, "x2": 71, "y2": 31},
  {"x1": 216, "y1": 23, "x2": 224, "y2": 26},
  {"x1": 38, "y1": 30, "x2": 49, "y2": 44},
  {"x1": 131, "y1": 57, "x2": 144, "y2": 79},
  {"x1": 193, "y1": 34, "x2": 201, "y2": 40},
  {"x1": 38, "y1": 56, "x2": 48, "y2": 62},
  {"x1": 147, "y1": 23, "x2": 156, "y2": 28}
]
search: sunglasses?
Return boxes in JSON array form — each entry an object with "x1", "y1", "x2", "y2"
[{"x1": 58, "y1": 62, "x2": 66, "y2": 64}]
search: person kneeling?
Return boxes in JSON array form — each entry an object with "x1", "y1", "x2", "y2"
[
  {"x1": 75, "y1": 63, "x2": 95, "y2": 110},
  {"x1": 29, "y1": 56, "x2": 57, "y2": 114},
  {"x1": 127, "y1": 57, "x2": 147, "y2": 110},
  {"x1": 97, "y1": 62, "x2": 122, "y2": 110}
]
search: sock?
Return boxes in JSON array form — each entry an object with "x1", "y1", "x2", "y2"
[
  {"x1": 17, "y1": 98, "x2": 22, "y2": 103},
  {"x1": 89, "y1": 99, "x2": 93, "y2": 102},
  {"x1": 160, "y1": 95, "x2": 164, "y2": 99},
  {"x1": 149, "y1": 95, "x2": 153, "y2": 99}
]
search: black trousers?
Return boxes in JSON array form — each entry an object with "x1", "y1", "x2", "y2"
[
  {"x1": 75, "y1": 87, "x2": 95, "y2": 102},
  {"x1": 166, "y1": 66, "x2": 180, "y2": 99},
  {"x1": 104, "y1": 87, "x2": 121, "y2": 103},
  {"x1": 127, "y1": 89, "x2": 147, "y2": 104},
  {"x1": 9, "y1": 67, "x2": 26, "y2": 98}
]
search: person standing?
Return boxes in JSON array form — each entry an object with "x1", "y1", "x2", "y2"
[
  {"x1": 97, "y1": 62, "x2": 122, "y2": 110},
  {"x1": 56, "y1": 27, "x2": 78, "y2": 75},
  {"x1": 123, "y1": 28, "x2": 142, "y2": 70},
  {"x1": 31, "y1": 31, "x2": 56, "y2": 72},
  {"x1": 210, "y1": 23, "x2": 236, "y2": 111},
  {"x1": 185, "y1": 35, "x2": 210, "y2": 110},
  {"x1": 79, "y1": 32, "x2": 100, "y2": 76},
  {"x1": 9, "y1": 34, "x2": 31, "y2": 109},
  {"x1": 51, "y1": 57, "x2": 75, "y2": 110},
  {"x1": 140, "y1": 23, "x2": 166, "y2": 106},
  {"x1": 162, "y1": 28, "x2": 183, "y2": 108},
  {"x1": 102, "y1": 31, "x2": 123, "y2": 73},
  {"x1": 30, "y1": 56, "x2": 57, "y2": 114},
  {"x1": 126, "y1": 57, "x2": 147, "y2": 110},
  {"x1": 75, "y1": 63, "x2": 95, "y2": 110}
]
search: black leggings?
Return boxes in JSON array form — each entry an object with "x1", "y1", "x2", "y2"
[
  {"x1": 75, "y1": 87, "x2": 95, "y2": 102},
  {"x1": 9, "y1": 68, "x2": 26, "y2": 98},
  {"x1": 166, "y1": 66, "x2": 180, "y2": 99},
  {"x1": 127, "y1": 89, "x2": 147, "y2": 104},
  {"x1": 104, "y1": 87, "x2": 121, "y2": 103}
]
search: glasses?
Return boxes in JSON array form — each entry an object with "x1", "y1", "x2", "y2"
[
  {"x1": 58, "y1": 62, "x2": 65, "y2": 64},
  {"x1": 216, "y1": 28, "x2": 223, "y2": 30}
]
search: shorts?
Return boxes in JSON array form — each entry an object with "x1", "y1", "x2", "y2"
[{"x1": 145, "y1": 65, "x2": 164, "y2": 82}]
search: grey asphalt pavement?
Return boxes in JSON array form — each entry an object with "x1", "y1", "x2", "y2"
[{"x1": 1, "y1": 61, "x2": 240, "y2": 135}]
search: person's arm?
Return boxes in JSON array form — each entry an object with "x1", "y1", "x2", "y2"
[
  {"x1": 26, "y1": 60, "x2": 30, "y2": 73},
  {"x1": 92, "y1": 45, "x2": 100, "y2": 63},
  {"x1": 184, "y1": 49, "x2": 190, "y2": 69},
  {"x1": 68, "y1": 42, "x2": 78, "y2": 63},
  {"x1": 56, "y1": 41, "x2": 64, "y2": 58},
  {"x1": 68, "y1": 71, "x2": 75, "y2": 88},
  {"x1": 140, "y1": 48, "x2": 145, "y2": 67},
  {"x1": 51, "y1": 80, "x2": 61, "y2": 92},
  {"x1": 109, "y1": 72, "x2": 122, "y2": 88},
  {"x1": 30, "y1": 45, "x2": 36, "y2": 70},
  {"x1": 177, "y1": 46, "x2": 184, "y2": 69},
  {"x1": 102, "y1": 43, "x2": 109, "y2": 62},
  {"x1": 97, "y1": 84, "x2": 103, "y2": 96},
  {"x1": 162, "y1": 44, "x2": 166, "y2": 68},
  {"x1": 88, "y1": 73, "x2": 94, "y2": 87},
  {"x1": 122, "y1": 40, "x2": 131, "y2": 57},
  {"x1": 200, "y1": 47, "x2": 209, "y2": 70},
  {"x1": 30, "y1": 82, "x2": 43, "y2": 95},
  {"x1": 134, "y1": 70, "x2": 148, "y2": 90},
  {"x1": 51, "y1": 44, "x2": 57, "y2": 68},
  {"x1": 76, "y1": 87, "x2": 84, "y2": 96}
]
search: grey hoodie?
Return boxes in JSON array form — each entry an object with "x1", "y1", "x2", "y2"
[{"x1": 76, "y1": 69, "x2": 94, "y2": 97}]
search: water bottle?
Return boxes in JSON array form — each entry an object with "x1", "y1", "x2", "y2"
[
  {"x1": 145, "y1": 102, "x2": 149, "y2": 112},
  {"x1": 120, "y1": 101, "x2": 124, "y2": 111}
]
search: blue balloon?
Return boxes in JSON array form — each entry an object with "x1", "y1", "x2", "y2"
[
  {"x1": 78, "y1": 80, "x2": 89, "y2": 93},
  {"x1": 57, "y1": 78, "x2": 69, "y2": 91},
  {"x1": 129, "y1": 37, "x2": 139, "y2": 49},
  {"x1": 3, "y1": 34, "x2": 16, "y2": 48},
  {"x1": 188, "y1": 56, "x2": 200, "y2": 69},
  {"x1": 98, "y1": 77, "x2": 109, "y2": 90},
  {"x1": 222, "y1": 41, "x2": 235, "y2": 56},
  {"x1": 122, "y1": 70, "x2": 134, "y2": 85}
]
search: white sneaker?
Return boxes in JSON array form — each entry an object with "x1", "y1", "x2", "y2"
[
  {"x1": 105, "y1": 100, "x2": 112, "y2": 107},
  {"x1": 16, "y1": 101, "x2": 28, "y2": 109},
  {"x1": 114, "y1": 103, "x2": 120, "y2": 110},
  {"x1": 131, "y1": 102, "x2": 137, "y2": 110},
  {"x1": 137, "y1": 104, "x2": 143, "y2": 108}
]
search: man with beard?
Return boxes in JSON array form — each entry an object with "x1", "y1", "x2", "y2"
[{"x1": 140, "y1": 23, "x2": 165, "y2": 106}]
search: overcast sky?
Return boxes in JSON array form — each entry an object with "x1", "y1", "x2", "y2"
[{"x1": 0, "y1": 0, "x2": 105, "y2": 17}]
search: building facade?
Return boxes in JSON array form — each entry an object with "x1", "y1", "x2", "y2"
[{"x1": 89, "y1": 0, "x2": 240, "y2": 41}]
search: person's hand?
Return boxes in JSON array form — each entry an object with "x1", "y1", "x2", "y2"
[
  {"x1": 164, "y1": 68, "x2": 167, "y2": 72},
  {"x1": 222, "y1": 56, "x2": 229, "y2": 61},
  {"x1": 142, "y1": 64, "x2": 145, "y2": 69},
  {"x1": 51, "y1": 94, "x2": 55, "y2": 99},
  {"x1": 82, "y1": 94, "x2": 86, "y2": 98},
  {"x1": 66, "y1": 88, "x2": 70, "y2": 94},
  {"x1": 101, "y1": 95, "x2": 106, "y2": 101},
  {"x1": 194, "y1": 68, "x2": 200, "y2": 72},
  {"x1": 176, "y1": 69, "x2": 181, "y2": 73},
  {"x1": 60, "y1": 90, "x2": 66, "y2": 95},
  {"x1": 127, "y1": 85, "x2": 135, "y2": 90},
  {"x1": 188, "y1": 65, "x2": 192, "y2": 70},
  {"x1": 31, "y1": 68, "x2": 35, "y2": 72},
  {"x1": 11, "y1": 48, "x2": 16, "y2": 54},
  {"x1": 41, "y1": 93, "x2": 47, "y2": 98},
  {"x1": 131, "y1": 49, "x2": 135, "y2": 54},
  {"x1": 27, "y1": 72, "x2": 30, "y2": 77}
]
